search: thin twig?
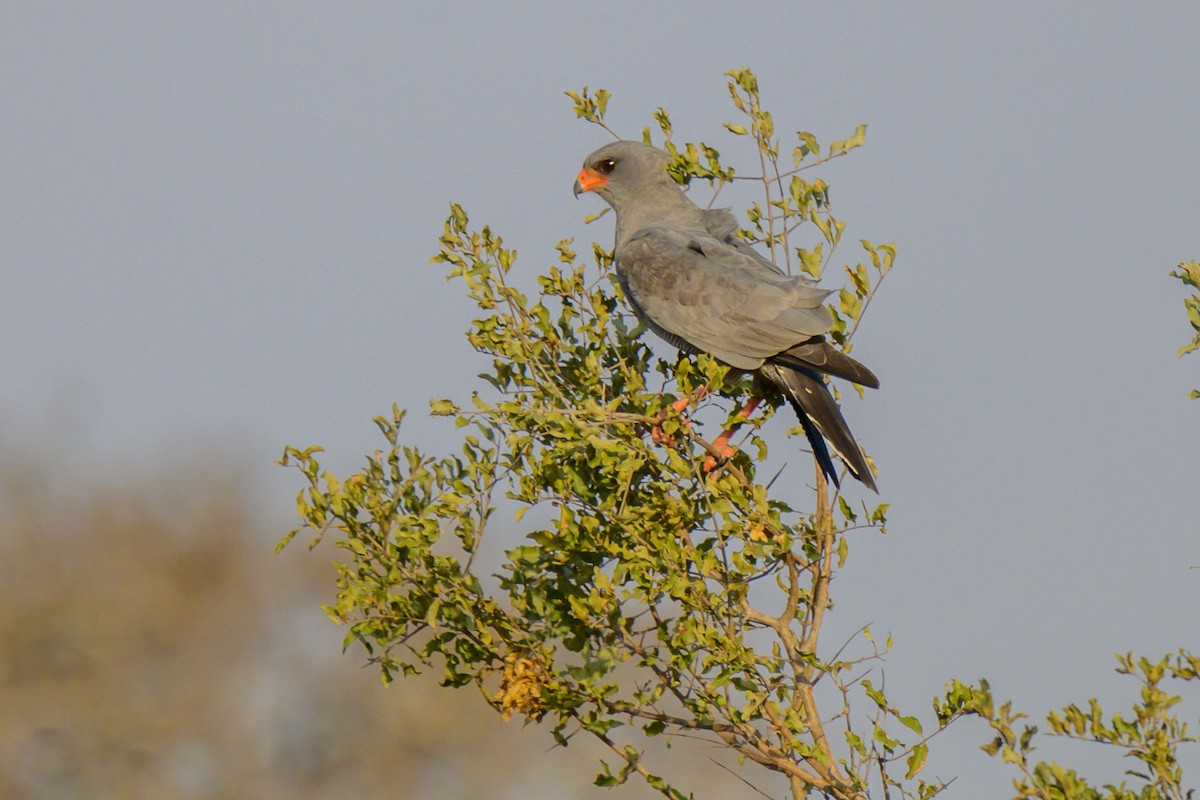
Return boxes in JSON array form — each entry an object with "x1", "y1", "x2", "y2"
[{"x1": 711, "y1": 757, "x2": 778, "y2": 800}]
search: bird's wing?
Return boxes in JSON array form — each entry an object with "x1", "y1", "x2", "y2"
[
  {"x1": 701, "y1": 208, "x2": 786, "y2": 277},
  {"x1": 701, "y1": 209, "x2": 880, "y2": 390},
  {"x1": 617, "y1": 227, "x2": 834, "y2": 370}
]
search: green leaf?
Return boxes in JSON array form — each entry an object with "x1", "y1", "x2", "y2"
[
  {"x1": 905, "y1": 742, "x2": 928, "y2": 779},
  {"x1": 430, "y1": 397, "x2": 458, "y2": 416},
  {"x1": 829, "y1": 123, "x2": 867, "y2": 155},
  {"x1": 594, "y1": 761, "x2": 618, "y2": 787}
]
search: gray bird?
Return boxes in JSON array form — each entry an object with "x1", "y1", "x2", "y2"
[{"x1": 574, "y1": 140, "x2": 879, "y2": 491}]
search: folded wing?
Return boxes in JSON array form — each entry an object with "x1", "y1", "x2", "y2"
[{"x1": 618, "y1": 227, "x2": 834, "y2": 371}]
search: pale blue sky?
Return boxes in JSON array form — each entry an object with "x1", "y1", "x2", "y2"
[{"x1": 3, "y1": 3, "x2": 1199, "y2": 796}]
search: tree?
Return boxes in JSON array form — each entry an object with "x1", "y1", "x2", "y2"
[
  {"x1": 279, "y1": 71, "x2": 1199, "y2": 800},
  {"x1": 280, "y1": 69, "x2": 942, "y2": 800}
]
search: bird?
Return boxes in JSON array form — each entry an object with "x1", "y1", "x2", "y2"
[{"x1": 573, "y1": 140, "x2": 879, "y2": 492}]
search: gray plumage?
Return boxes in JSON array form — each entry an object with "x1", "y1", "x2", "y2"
[{"x1": 575, "y1": 140, "x2": 878, "y2": 491}]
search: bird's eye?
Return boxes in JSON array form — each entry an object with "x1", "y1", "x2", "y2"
[{"x1": 596, "y1": 158, "x2": 616, "y2": 174}]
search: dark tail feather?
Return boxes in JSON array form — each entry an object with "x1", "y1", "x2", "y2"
[
  {"x1": 775, "y1": 338, "x2": 880, "y2": 389},
  {"x1": 793, "y1": 408, "x2": 843, "y2": 489},
  {"x1": 760, "y1": 363, "x2": 878, "y2": 492}
]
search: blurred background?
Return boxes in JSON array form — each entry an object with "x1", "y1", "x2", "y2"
[
  {"x1": 0, "y1": 437, "x2": 677, "y2": 799},
  {"x1": 2, "y1": 3, "x2": 1198, "y2": 798}
]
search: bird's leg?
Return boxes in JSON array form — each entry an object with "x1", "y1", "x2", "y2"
[
  {"x1": 651, "y1": 387, "x2": 709, "y2": 445},
  {"x1": 703, "y1": 396, "x2": 763, "y2": 471}
]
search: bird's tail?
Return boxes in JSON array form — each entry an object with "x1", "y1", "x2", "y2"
[
  {"x1": 776, "y1": 338, "x2": 879, "y2": 389},
  {"x1": 759, "y1": 363, "x2": 878, "y2": 492}
]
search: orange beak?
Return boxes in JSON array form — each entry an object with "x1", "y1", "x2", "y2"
[{"x1": 573, "y1": 167, "x2": 609, "y2": 196}]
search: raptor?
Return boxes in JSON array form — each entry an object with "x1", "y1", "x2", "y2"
[{"x1": 574, "y1": 140, "x2": 879, "y2": 491}]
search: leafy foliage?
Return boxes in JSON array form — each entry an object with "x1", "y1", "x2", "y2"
[
  {"x1": 280, "y1": 67, "x2": 1200, "y2": 800},
  {"x1": 938, "y1": 651, "x2": 1199, "y2": 800},
  {"x1": 1171, "y1": 260, "x2": 1200, "y2": 399},
  {"x1": 280, "y1": 70, "x2": 936, "y2": 800},
  {"x1": 919, "y1": 259, "x2": 1200, "y2": 800}
]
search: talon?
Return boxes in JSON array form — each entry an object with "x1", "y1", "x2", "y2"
[
  {"x1": 701, "y1": 396, "x2": 763, "y2": 470},
  {"x1": 649, "y1": 393, "x2": 701, "y2": 446},
  {"x1": 702, "y1": 434, "x2": 738, "y2": 471}
]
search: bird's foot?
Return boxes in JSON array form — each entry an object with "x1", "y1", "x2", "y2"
[
  {"x1": 649, "y1": 392, "x2": 704, "y2": 446},
  {"x1": 700, "y1": 396, "x2": 762, "y2": 471},
  {"x1": 702, "y1": 432, "x2": 738, "y2": 472}
]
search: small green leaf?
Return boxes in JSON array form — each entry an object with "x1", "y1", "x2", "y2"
[
  {"x1": 905, "y1": 742, "x2": 928, "y2": 779},
  {"x1": 430, "y1": 398, "x2": 458, "y2": 416}
]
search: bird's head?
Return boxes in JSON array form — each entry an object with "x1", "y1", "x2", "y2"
[{"x1": 573, "y1": 140, "x2": 675, "y2": 208}]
